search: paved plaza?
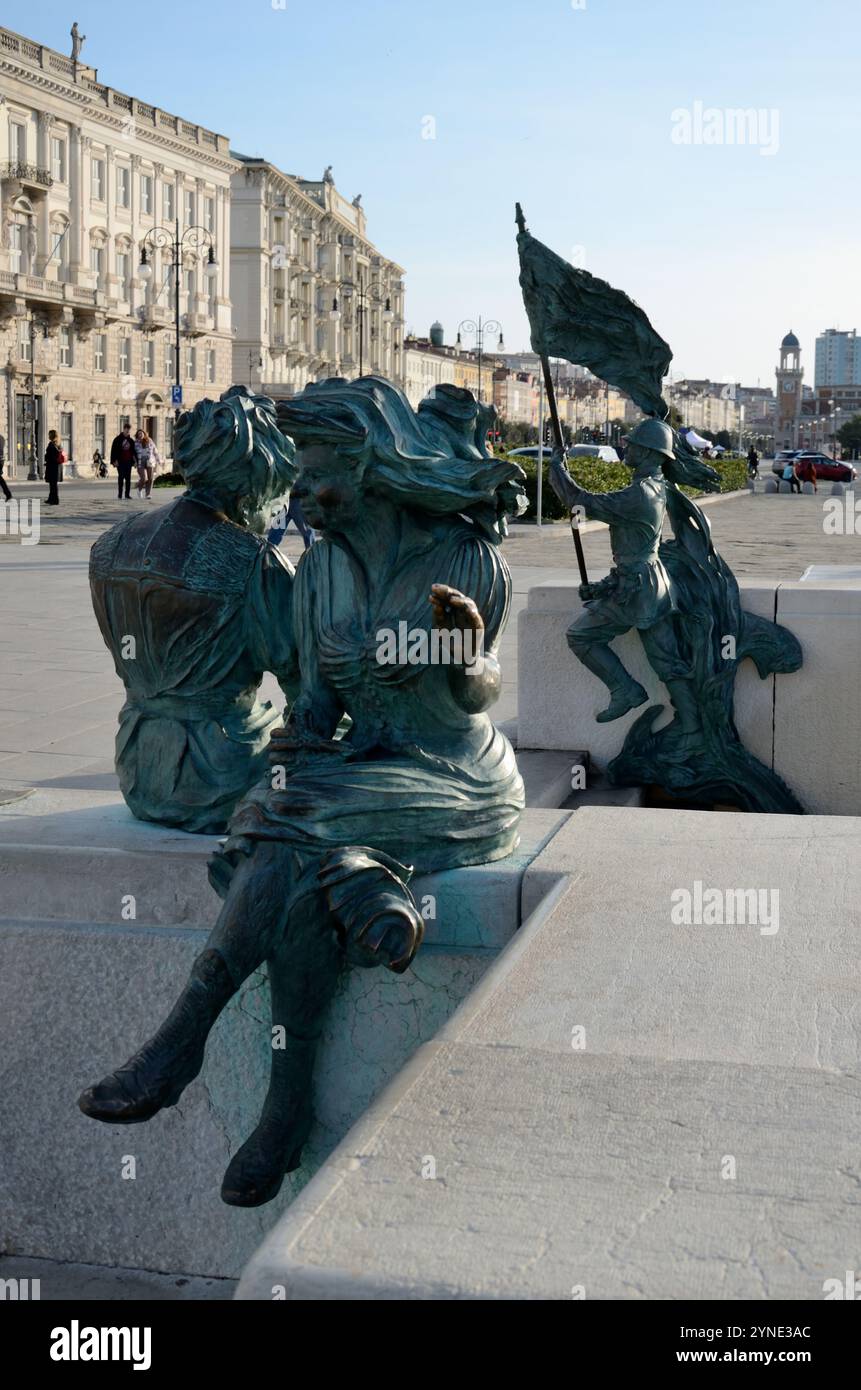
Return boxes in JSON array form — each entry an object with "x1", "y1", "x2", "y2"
[{"x1": 0, "y1": 480, "x2": 857, "y2": 798}]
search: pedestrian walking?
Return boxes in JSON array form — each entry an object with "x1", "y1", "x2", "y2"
[
  {"x1": 44, "y1": 429, "x2": 63, "y2": 505},
  {"x1": 92, "y1": 449, "x2": 106, "y2": 478},
  {"x1": 110, "y1": 423, "x2": 136, "y2": 499},
  {"x1": 134, "y1": 429, "x2": 162, "y2": 499},
  {"x1": 0, "y1": 440, "x2": 11, "y2": 503}
]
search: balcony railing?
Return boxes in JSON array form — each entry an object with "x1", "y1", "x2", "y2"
[{"x1": 1, "y1": 161, "x2": 53, "y2": 189}]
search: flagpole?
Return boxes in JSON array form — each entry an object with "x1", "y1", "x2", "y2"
[
  {"x1": 516, "y1": 203, "x2": 588, "y2": 584},
  {"x1": 539, "y1": 351, "x2": 588, "y2": 585},
  {"x1": 536, "y1": 371, "x2": 544, "y2": 530}
]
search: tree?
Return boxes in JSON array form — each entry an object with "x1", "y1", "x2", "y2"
[
  {"x1": 715, "y1": 430, "x2": 732, "y2": 450},
  {"x1": 837, "y1": 414, "x2": 861, "y2": 455}
]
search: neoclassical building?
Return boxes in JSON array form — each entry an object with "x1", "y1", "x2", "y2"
[
  {"x1": 230, "y1": 156, "x2": 405, "y2": 396},
  {"x1": 0, "y1": 25, "x2": 235, "y2": 476}
]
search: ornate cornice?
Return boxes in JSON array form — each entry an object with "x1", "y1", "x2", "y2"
[{"x1": 0, "y1": 59, "x2": 236, "y2": 178}]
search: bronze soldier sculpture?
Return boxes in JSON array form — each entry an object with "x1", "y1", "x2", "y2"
[{"x1": 517, "y1": 207, "x2": 803, "y2": 812}]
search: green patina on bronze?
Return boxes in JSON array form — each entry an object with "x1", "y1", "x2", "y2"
[
  {"x1": 89, "y1": 386, "x2": 298, "y2": 832},
  {"x1": 80, "y1": 377, "x2": 526, "y2": 1207},
  {"x1": 517, "y1": 209, "x2": 803, "y2": 813}
]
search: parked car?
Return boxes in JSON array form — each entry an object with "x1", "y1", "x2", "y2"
[
  {"x1": 508, "y1": 443, "x2": 622, "y2": 465},
  {"x1": 567, "y1": 444, "x2": 621, "y2": 464},
  {"x1": 771, "y1": 451, "x2": 856, "y2": 483}
]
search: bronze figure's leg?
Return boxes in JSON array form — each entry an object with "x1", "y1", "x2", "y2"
[
  {"x1": 567, "y1": 615, "x2": 648, "y2": 724},
  {"x1": 221, "y1": 893, "x2": 341, "y2": 1207},
  {"x1": 78, "y1": 843, "x2": 291, "y2": 1124},
  {"x1": 221, "y1": 846, "x2": 424, "y2": 1206}
]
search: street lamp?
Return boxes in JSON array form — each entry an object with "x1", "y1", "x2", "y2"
[
  {"x1": 329, "y1": 269, "x2": 394, "y2": 378},
  {"x1": 138, "y1": 219, "x2": 218, "y2": 434},
  {"x1": 455, "y1": 317, "x2": 504, "y2": 403}
]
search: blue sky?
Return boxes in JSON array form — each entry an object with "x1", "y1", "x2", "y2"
[{"x1": 7, "y1": 0, "x2": 859, "y2": 385}]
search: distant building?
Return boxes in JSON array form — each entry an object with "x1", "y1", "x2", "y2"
[
  {"x1": 0, "y1": 23, "x2": 235, "y2": 475},
  {"x1": 231, "y1": 156, "x2": 405, "y2": 397},
  {"x1": 669, "y1": 379, "x2": 742, "y2": 437},
  {"x1": 403, "y1": 334, "x2": 457, "y2": 407},
  {"x1": 815, "y1": 328, "x2": 860, "y2": 388},
  {"x1": 401, "y1": 327, "x2": 502, "y2": 409}
]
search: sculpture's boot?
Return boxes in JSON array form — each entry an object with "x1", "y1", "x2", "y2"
[
  {"x1": 221, "y1": 899, "x2": 341, "y2": 1207},
  {"x1": 595, "y1": 682, "x2": 649, "y2": 722},
  {"x1": 665, "y1": 679, "x2": 701, "y2": 735},
  {"x1": 220, "y1": 1032, "x2": 317, "y2": 1207},
  {"x1": 318, "y1": 846, "x2": 424, "y2": 974},
  {"x1": 78, "y1": 948, "x2": 237, "y2": 1124},
  {"x1": 569, "y1": 641, "x2": 648, "y2": 723}
]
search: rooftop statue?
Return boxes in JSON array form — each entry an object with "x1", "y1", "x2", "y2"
[
  {"x1": 89, "y1": 386, "x2": 298, "y2": 833},
  {"x1": 517, "y1": 207, "x2": 803, "y2": 813},
  {"x1": 70, "y1": 22, "x2": 86, "y2": 62},
  {"x1": 80, "y1": 377, "x2": 526, "y2": 1207}
]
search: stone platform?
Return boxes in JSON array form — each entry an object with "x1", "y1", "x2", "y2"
[
  {"x1": 237, "y1": 805, "x2": 861, "y2": 1301},
  {"x1": 0, "y1": 787, "x2": 568, "y2": 1279}
]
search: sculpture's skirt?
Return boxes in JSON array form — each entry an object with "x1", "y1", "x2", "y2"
[{"x1": 208, "y1": 726, "x2": 524, "y2": 899}]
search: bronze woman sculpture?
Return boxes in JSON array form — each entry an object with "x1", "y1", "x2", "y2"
[{"x1": 80, "y1": 378, "x2": 526, "y2": 1207}]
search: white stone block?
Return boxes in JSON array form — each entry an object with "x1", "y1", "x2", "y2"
[
  {"x1": 517, "y1": 580, "x2": 778, "y2": 780},
  {"x1": 771, "y1": 582, "x2": 861, "y2": 815}
]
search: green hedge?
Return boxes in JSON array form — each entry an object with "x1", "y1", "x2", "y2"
[
  {"x1": 512, "y1": 452, "x2": 747, "y2": 522},
  {"x1": 153, "y1": 471, "x2": 185, "y2": 488}
]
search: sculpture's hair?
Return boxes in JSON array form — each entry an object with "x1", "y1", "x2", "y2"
[
  {"x1": 175, "y1": 385, "x2": 297, "y2": 504},
  {"x1": 276, "y1": 377, "x2": 526, "y2": 541},
  {"x1": 665, "y1": 432, "x2": 721, "y2": 493}
]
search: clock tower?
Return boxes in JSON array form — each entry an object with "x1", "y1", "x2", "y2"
[{"x1": 775, "y1": 331, "x2": 803, "y2": 449}]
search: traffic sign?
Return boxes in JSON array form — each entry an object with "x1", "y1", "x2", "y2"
[{"x1": 171, "y1": 385, "x2": 183, "y2": 407}]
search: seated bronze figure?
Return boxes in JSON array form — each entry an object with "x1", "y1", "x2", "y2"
[
  {"x1": 80, "y1": 379, "x2": 526, "y2": 1208},
  {"x1": 89, "y1": 386, "x2": 298, "y2": 833}
]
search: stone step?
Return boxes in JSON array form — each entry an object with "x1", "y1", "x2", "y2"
[
  {"x1": 0, "y1": 787, "x2": 568, "y2": 947},
  {"x1": 235, "y1": 804, "x2": 861, "y2": 1301},
  {"x1": 0, "y1": 786, "x2": 571, "y2": 1280}
]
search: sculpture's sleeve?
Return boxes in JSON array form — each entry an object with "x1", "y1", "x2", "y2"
[
  {"x1": 247, "y1": 546, "x2": 300, "y2": 708},
  {"x1": 285, "y1": 549, "x2": 344, "y2": 740},
  {"x1": 549, "y1": 458, "x2": 632, "y2": 523},
  {"x1": 439, "y1": 536, "x2": 509, "y2": 713}
]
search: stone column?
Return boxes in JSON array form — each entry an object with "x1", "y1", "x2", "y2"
[{"x1": 34, "y1": 114, "x2": 55, "y2": 273}]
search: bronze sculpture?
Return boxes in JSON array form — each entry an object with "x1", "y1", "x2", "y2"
[
  {"x1": 89, "y1": 387, "x2": 297, "y2": 833},
  {"x1": 79, "y1": 378, "x2": 526, "y2": 1207},
  {"x1": 517, "y1": 208, "x2": 803, "y2": 812}
]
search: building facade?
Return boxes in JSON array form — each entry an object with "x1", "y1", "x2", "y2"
[
  {"x1": 815, "y1": 328, "x2": 860, "y2": 389},
  {"x1": 231, "y1": 157, "x2": 405, "y2": 397},
  {"x1": 403, "y1": 335, "x2": 458, "y2": 407},
  {"x1": 0, "y1": 25, "x2": 236, "y2": 476}
]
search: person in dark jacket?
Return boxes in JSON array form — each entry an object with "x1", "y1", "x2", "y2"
[
  {"x1": 110, "y1": 423, "x2": 136, "y2": 499},
  {"x1": 44, "y1": 430, "x2": 62, "y2": 505},
  {"x1": 0, "y1": 439, "x2": 11, "y2": 502}
]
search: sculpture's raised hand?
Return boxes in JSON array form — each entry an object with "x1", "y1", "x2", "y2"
[{"x1": 429, "y1": 583, "x2": 484, "y2": 660}]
